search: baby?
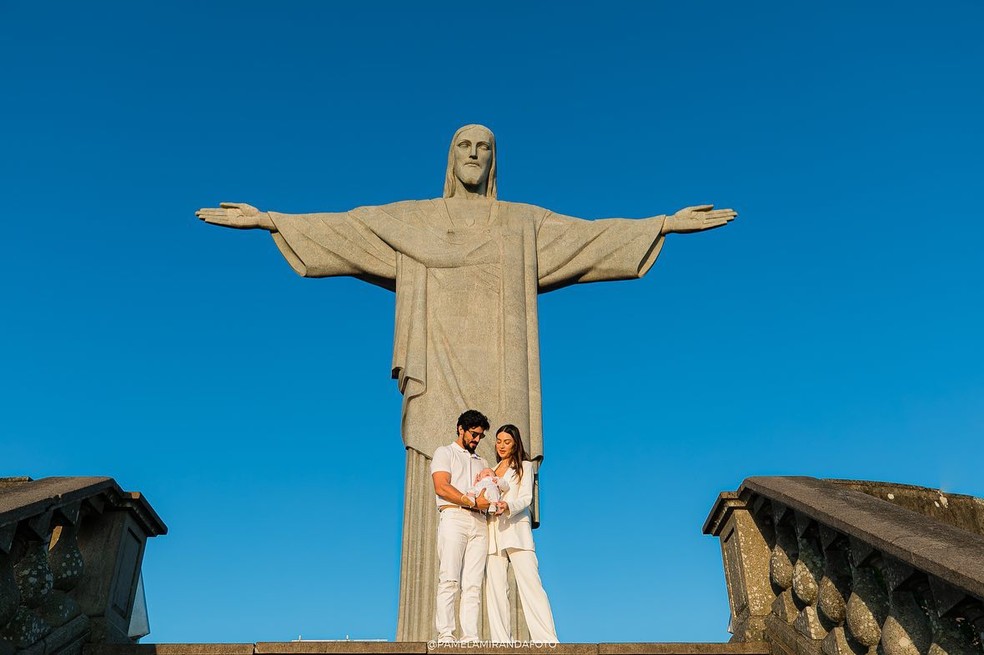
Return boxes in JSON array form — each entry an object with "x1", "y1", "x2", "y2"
[{"x1": 467, "y1": 468, "x2": 510, "y2": 512}]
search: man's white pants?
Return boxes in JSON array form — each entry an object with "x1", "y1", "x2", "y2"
[
  {"x1": 436, "y1": 509, "x2": 488, "y2": 642},
  {"x1": 485, "y1": 548, "x2": 558, "y2": 643}
]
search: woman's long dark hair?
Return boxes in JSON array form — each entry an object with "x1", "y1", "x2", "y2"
[{"x1": 494, "y1": 424, "x2": 528, "y2": 482}]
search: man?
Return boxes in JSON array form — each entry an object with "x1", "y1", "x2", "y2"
[
  {"x1": 197, "y1": 124, "x2": 736, "y2": 639},
  {"x1": 430, "y1": 409, "x2": 498, "y2": 642}
]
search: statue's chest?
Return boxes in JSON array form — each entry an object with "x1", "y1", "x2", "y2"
[
  {"x1": 440, "y1": 203, "x2": 502, "y2": 248},
  {"x1": 447, "y1": 202, "x2": 494, "y2": 228}
]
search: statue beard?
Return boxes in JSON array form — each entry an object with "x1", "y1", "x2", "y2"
[{"x1": 454, "y1": 164, "x2": 489, "y2": 191}]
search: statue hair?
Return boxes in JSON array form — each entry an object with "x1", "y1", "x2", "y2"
[{"x1": 443, "y1": 124, "x2": 497, "y2": 199}]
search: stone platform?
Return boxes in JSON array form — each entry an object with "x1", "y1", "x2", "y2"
[{"x1": 86, "y1": 643, "x2": 770, "y2": 655}]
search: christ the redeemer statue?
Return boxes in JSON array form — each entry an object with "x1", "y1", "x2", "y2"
[{"x1": 197, "y1": 124, "x2": 736, "y2": 641}]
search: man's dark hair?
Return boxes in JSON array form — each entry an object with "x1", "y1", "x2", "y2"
[{"x1": 456, "y1": 409, "x2": 490, "y2": 432}]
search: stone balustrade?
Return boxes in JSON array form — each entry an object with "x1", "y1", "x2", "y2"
[
  {"x1": 704, "y1": 477, "x2": 984, "y2": 655},
  {"x1": 0, "y1": 477, "x2": 166, "y2": 655}
]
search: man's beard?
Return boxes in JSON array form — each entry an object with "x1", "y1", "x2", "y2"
[{"x1": 463, "y1": 440, "x2": 478, "y2": 454}]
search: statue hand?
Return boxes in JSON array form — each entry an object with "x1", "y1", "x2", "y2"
[
  {"x1": 663, "y1": 205, "x2": 737, "y2": 235},
  {"x1": 196, "y1": 202, "x2": 276, "y2": 231}
]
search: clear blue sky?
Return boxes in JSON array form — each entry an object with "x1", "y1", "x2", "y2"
[{"x1": 2, "y1": 0, "x2": 983, "y2": 645}]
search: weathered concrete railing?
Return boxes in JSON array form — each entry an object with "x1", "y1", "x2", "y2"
[
  {"x1": 704, "y1": 477, "x2": 984, "y2": 655},
  {"x1": 0, "y1": 477, "x2": 166, "y2": 655}
]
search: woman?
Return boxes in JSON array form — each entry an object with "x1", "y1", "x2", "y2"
[{"x1": 485, "y1": 424, "x2": 559, "y2": 643}]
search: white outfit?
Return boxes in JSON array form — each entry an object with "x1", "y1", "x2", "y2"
[
  {"x1": 485, "y1": 461, "x2": 558, "y2": 643},
  {"x1": 431, "y1": 442, "x2": 489, "y2": 642}
]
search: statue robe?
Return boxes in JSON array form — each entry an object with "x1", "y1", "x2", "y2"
[{"x1": 268, "y1": 197, "x2": 666, "y2": 640}]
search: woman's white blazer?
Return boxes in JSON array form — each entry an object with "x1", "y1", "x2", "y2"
[{"x1": 488, "y1": 461, "x2": 536, "y2": 554}]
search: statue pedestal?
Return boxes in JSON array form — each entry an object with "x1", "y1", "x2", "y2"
[{"x1": 396, "y1": 450, "x2": 529, "y2": 642}]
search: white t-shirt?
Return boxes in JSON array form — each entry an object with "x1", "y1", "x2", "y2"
[{"x1": 431, "y1": 441, "x2": 489, "y2": 509}]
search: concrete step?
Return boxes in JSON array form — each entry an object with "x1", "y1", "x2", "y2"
[{"x1": 86, "y1": 642, "x2": 772, "y2": 655}]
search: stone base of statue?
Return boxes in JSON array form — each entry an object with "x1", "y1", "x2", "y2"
[{"x1": 396, "y1": 449, "x2": 529, "y2": 642}]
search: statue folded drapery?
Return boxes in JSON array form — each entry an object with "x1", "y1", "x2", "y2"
[{"x1": 269, "y1": 198, "x2": 667, "y2": 464}]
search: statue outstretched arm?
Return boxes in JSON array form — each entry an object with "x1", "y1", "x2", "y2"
[
  {"x1": 536, "y1": 204, "x2": 737, "y2": 292},
  {"x1": 197, "y1": 201, "x2": 399, "y2": 285},
  {"x1": 196, "y1": 202, "x2": 276, "y2": 231},
  {"x1": 536, "y1": 210, "x2": 664, "y2": 291}
]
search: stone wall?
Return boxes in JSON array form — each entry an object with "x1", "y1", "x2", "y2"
[
  {"x1": 705, "y1": 477, "x2": 984, "y2": 655},
  {"x1": 0, "y1": 477, "x2": 166, "y2": 655}
]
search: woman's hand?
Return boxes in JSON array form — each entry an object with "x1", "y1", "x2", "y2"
[{"x1": 493, "y1": 501, "x2": 508, "y2": 516}]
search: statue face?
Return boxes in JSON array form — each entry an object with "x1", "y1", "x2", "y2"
[{"x1": 452, "y1": 126, "x2": 493, "y2": 189}]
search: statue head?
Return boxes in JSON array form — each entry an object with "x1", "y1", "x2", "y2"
[{"x1": 444, "y1": 124, "x2": 497, "y2": 199}]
